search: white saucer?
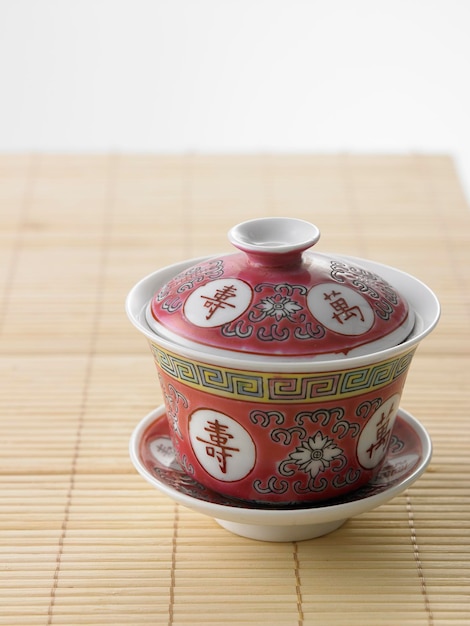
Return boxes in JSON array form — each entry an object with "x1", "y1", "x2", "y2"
[{"x1": 129, "y1": 405, "x2": 432, "y2": 542}]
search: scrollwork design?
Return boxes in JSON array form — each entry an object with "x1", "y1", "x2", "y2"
[
  {"x1": 156, "y1": 260, "x2": 225, "y2": 308},
  {"x1": 160, "y1": 297, "x2": 183, "y2": 313},
  {"x1": 271, "y1": 426, "x2": 307, "y2": 446},
  {"x1": 295, "y1": 407, "x2": 344, "y2": 428},
  {"x1": 180, "y1": 454, "x2": 195, "y2": 476},
  {"x1": 331, "y1": 261, "x2": 381, "y2": 290},
  {"x1": 332, "y1": 468, "x2": 362, "y2": 488},
  {"x1": 374, "y1": 298, "x2": 394, "y2": 321},
  {"x1": 330, "y1": 261, "x2": 402, "y2": 321},
  {"x1": 295, "y1": 410, "x2": 320, "y2": 426},
  {"x1": 257, "y1": 324, "x2": 290, "y2": 342},
  {"x1": 356, "y1": 397, "x2": 383, "y2": 420},
  {"x1": 383, "y1": 284, "x2": 399, "y2": 305},
  {"x1": 221, "y1": 319, "x2": 254, "y2": 340},
  {"x1": 350, "y1": 278, "x2": 380, "y2": 299},
  {"x1": 294, "y1": 321, "x2": 326, "y2": 340},
  {"x1": 161, "y1": 379, "x2": 188, "y2": 439},
  {"x1": 176, "y1": 259, "x2": 225, "y2": 293},
  {"x1": 166, "y1": 383, "x2": 188, "y2": 407},
  {"x1": 388, "y1": 434, "x2": 405, "y2": 454},
  {"x1": 331, "y1": 454, "x2": 348, "y2": 473},
  {"x1": 252, "y1": 476, "x2": 289, "y2": 495},
  {"x1": 156, "y1": 283, "x2": 171, "y2": 302},
  {"x1": 250, "y1": 409, "x2": 285, "y2": 428},
  {"x1": 293, "y1": 476, "x2": 329, "y2": 494},
  {"x1": 253, "y1": 282, "x2": 308, "y2": 297},
  {"x1": 332, "y1": 418, "x2": 361, "y2": 439},
  {"x1": 296, "y1": 407, "x2": 362, "y2": 438},
  {"x1": 330, "y1": 261, "x2": 356, "y2": 284},
  {"x1": 277, "y1": 459, "x2": 297, "y2": 477}
]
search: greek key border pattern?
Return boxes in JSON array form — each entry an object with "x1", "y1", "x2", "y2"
[{"x1": 150, "y1": 342, "x2": 416, "y2": 403}]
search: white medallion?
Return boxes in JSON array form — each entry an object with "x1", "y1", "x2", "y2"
[
  {"x1": 149, "y1": 436, "x2": 179, "y2": 469},
  {"x1": 189, "y1": 409, "x2": 256, "y2": 481},
  {"x1": 357, "y1": 394, "x2": 401, "y2": 469},
  {"x1": 184, "y1": 278, "x2": 252, "y2": 328},
  {"x1": 307, "y1": 283, "x2": 375, "y2": 336}
]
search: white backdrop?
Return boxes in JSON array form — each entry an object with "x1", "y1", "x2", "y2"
[{"x1": 1, "y1": 0, "x2": 469, "y2": 198}]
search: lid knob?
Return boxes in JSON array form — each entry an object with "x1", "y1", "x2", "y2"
[{"x1": 228, "y1": 217, "x2": 321, "y2": 267}]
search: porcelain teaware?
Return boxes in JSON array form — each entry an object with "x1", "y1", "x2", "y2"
[{"x1": 126, "y1": 218, "x2": 439, "y2": 505}]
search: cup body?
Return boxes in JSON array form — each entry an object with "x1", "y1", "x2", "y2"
[{"x1": 127, "y1": 256, "x2": 439, "y2": 505}]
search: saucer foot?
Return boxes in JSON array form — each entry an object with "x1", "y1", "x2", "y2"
[{"x1": 214, "y1": 517, "x2": 347, "y2": 542}]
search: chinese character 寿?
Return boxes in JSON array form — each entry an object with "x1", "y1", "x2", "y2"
[
  {"x1": 200, "y1": 284, "x2": 238, "y2": 320},
  {"x1": 196, "y1": 419, "x2": 240, "y2": 473}
]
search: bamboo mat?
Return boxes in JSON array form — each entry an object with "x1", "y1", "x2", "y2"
[{"x1": 0, "y1": 153, "x2": 469, "y2": 625}]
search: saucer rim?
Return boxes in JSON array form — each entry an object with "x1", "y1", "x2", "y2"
[{"x1": 129, "y1": 405, "x2": 432, "y2": 527}]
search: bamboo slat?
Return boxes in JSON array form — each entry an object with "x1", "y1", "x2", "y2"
[{"x1": 0, "y1": 154, "x2": 469, "y2": 625}]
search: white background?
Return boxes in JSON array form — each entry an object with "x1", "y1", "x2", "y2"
[{"x1": 1, "y1": 0, "x2": 469, "y2": 199}]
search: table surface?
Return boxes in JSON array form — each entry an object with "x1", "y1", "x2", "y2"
[{"x1": 1, "y1": 154, "x2": 469, "y2": 625}]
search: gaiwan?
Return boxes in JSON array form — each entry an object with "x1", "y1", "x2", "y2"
[{"x1": 126, "y1": 217, "x2": 439, "y2": 506}]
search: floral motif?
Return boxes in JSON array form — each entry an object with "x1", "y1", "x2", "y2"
[
  {"x1": 287, "y1": 432, "x2": 343, "y2": 479},
  {"x1": 254, "y1": 294, "x2": 302, "y2": 322}
]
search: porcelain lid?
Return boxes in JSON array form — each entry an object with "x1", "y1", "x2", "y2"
[{"x1": 146, "y1": 218, "x2": 414, "y2": 358}]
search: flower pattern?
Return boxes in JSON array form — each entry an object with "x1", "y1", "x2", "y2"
[
  {"x1": 287, "y1": 432, "x2": 343, "y2": 479},
  {"x1": 255, "y1": 295, "x2": 302, "y2": 322}
]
